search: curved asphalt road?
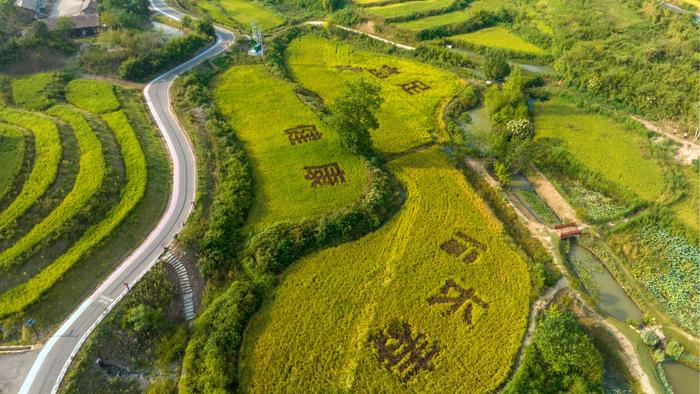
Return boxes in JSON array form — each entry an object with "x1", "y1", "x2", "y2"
[{"x1": 17, "y1": 4, "x2": 235, "y2": 393}]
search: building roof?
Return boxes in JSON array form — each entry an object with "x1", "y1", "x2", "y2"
[
  {"x1": 15, "y1": 0, "x2": 39, "y2": 12},
  {"x1": 41, "y1": 13, "x2": 100, "y2": 29}
]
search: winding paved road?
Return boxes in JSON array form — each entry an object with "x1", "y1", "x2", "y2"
[{"x1": 15, "y1": 3, "x2": 235, "y2": 393}]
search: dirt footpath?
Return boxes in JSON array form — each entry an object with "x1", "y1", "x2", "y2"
[{"x1": 526, "y1": 170, "x2": 580, "y2": 224}]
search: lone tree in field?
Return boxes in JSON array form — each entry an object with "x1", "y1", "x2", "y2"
[
  {"x1": 482, "y1": 49, "x2": 511, "y2": 82},
  {"x1": 330, "y1": 79, "x2": 384, "y2": 156}
]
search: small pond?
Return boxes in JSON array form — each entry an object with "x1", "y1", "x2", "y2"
[
  {"x1": 663, "y1": 361, "x2": 700, "y2": 394},
  {"x1": 569, "y1": 243, "x2": 643, "y2": 323}
]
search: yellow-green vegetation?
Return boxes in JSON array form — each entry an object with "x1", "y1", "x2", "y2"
[
  {"x1": 0, "y1": 108, "x2": 61, "y2": 232},
  {"x1": 286, "y1": 36, "x2": 462, "y2": 155},
  {"x1": 11, "y1": 72, "x2": 64, "y2": 111},
  {"x1": 0, "y1": 105, "x2": 105, "y2": 273},
  {"x1": 395, "y1": 0, "x2": 512, "y2": 30},
  {"x1": 679, "y1": 0, "x2": 700, "y2": 8},
  {"x1": 0, "y1": 125, "x2": 25, "y2": 202},
  {"x1": 212, "y1": 64, "x2": 367, "y2": 231},
  {"x1": 366, "y1": 0, "x2": 454, "y2": 19},
  {"x1": 670, "y1": 166, "x2": 699, "y2": 233},
  {"x1": 194, "y1": 0, "x2": 282, "y2": 30},
  {"x1": 450, "y1": 26, "x2": 545, "y2": 54},
  {"x1": 239, "y1": 147, "x2": 531, "y2": 392},
  {"x1": 533, "y1": 96, "x2": 665, "y2": 201},
  {"x1": 65, "y1": 80, "x2": 121, "y2": 114},
  {"x1": 0, "y1": 92, "x2": 147, "y2": 318},
  {"x1": 542, "y1": 0, "x2": 641, "y2": 28}
]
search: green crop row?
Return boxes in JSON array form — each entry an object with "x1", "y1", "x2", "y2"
[
  {"x1": 0, "y1": 109, "x2": 147, "y2": 318},
  {"x1": 65, "y1": 80, "x2": 122, "y2": 114},
  {"x1": 0, "y1": 124, "x2": 26, "y2": 203},
  {"x1": 0, "y1": 108, "x2": 62, "y2": 233},
  {"x1": 0, "y1": 105, "x2": 106, "y2": 273}
]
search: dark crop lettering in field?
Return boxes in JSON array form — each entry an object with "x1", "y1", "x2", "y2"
[
  {"x1": 372, "y1": 321, "x2": 440, "y2": 381},
  {"x1": 335, "y1": 65, "x2": 365, "y2": 73},
  {"x1": 283, "y1": 125, "x2": 323, "y2": 145},
  {"x1": 368, "y1": 65, "x2": 400, "y2": 79},
  {"x1": 303, "y1": 162, "x2": 346, "y2": 187},
  {"x1": 398, "y1": 80, "x2": 431, "y2": 95},
  {"x1": 440, "y1": 231, "x2": 487, "y2": 263},
  {"x1": 428, "y1": 278, "x2": 489, "y2": 327}
]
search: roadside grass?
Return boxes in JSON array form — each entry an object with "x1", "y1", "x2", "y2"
[
  {"x1": 366, "y1": 0, "x2": 454, "y2": 19},
  {"x1": 0, "y1": 105, "x2": 106, "y2": 273},
  {"x1": 286, "y1": 36, "x2": 462, "y2": 156},
  {"x1": 0, "y1": 108, "x2": 61, "y2": 233},
  {"x1": 395, "y1": 0, "x2": 513, "y2": 30},
  {"x1": 239, "y1": 147, "x2": 531, "y2": 392},
  {"x1": 0, "y1": 85, "x2": 150, "y2": 319},
  {"x1": 195, "y1": 0, "x2": 283, "y2": 30},
  {"x1": 65, "y1": 80, "x2": 121, "y2": 114},
  {"x1": 212, "y1": 64, "x2": 367, "y2": 232},
  {"x1": 450, "y1": 26, "x2": 545, "y2": 54},
  {"x1": 0, "y1": 125, "x2": 26, "y2": 203},
  {"x1": 679, "y1": 0, "x2": 700, "y2": 7},
  {"x1": 533, "y1": 95, "x2": 665, "y2": 202},
  {"x1": 11, "y1": 72, "x2": 65, "y2": 111}
]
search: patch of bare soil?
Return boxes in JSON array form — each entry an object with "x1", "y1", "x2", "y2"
[{"x1": 632, "y1": 115, "x2": 700, "y2": 165}]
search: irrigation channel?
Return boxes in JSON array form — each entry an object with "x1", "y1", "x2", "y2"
[{"x1": 510, "y1": 175, "x2": 699, "y2": 394}]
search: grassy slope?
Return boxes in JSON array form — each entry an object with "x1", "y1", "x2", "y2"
[
  {"x1": 533, "y1": 96, "x2": 665, "y2": 202},
  {"x1": 366, "y1": 0, "x2": 454, "y2": 19},
  {"x1": 0, "y1": 125, "x2": 26, "y2": 202},
  {"x1": 286, "y1": 36, "x2": 461, "y2": 156},
  {"x1": 239, "y1": 147, "x2": 531, "y2": 393},
  {"x1": 450, "y1": 26, "x2": 545, "y2": 54},
  {"x1": 670, "y1": 166, "x2": 699, "y2": 233},
  {"x1": 212, "y1": 64, "x2": 367, "y2": 232},
  {"x1": 395, "y1": 0, "x2": 513, "y2": 30},
  {"x1": 195, "y1": 0, "x2": 282, "y2": 30}
]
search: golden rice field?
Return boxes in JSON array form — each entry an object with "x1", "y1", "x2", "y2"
[
  {"x1": 534, "y1": 95, "x2": 666, "y2": 202},
  {"x1": 396, "y1": 0, "x2": 514, "y2": 30},
  {"x1": 366, "y1": 0, "x2": 454, "y2": 19},
  {"x1": 239, "y1": 147, "x2": 531, "y2": 392},
  {"x1": 450, "y1": 26, "x2": 545, "y2": 54},
  {"x1": 286, "y1": 36, "x2": 462, "y2": 156},
  {"x1": 212, "y1": 64, "x2": 367, "y2": 231}
]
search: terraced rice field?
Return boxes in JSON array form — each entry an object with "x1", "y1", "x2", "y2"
[
  {"x1": 366, "y1": 0, "x2": 454, "y2": 19},
  {"x1": 194, "y1": 0, "x2": 282, "y2": 30},
  {"x1": 0, "y1": 80, "x2": 154, "y2": 320},
  {"x1": 395, "y1": 0, "x2": 513, "y2": 30},
  {"x1": 0, "y1": 125, "x2": 26, "y2": 202},
  {"x1": 213, "y1": 64, "x2": 367, "y2": 231},
  {"x1": 0, "y1": 105, "x2": 105, "y2": 273},
  {"x1": 534, "y1": 96, "x2": 666, "y2": 202},
  {"x1": 0, "y1": 108, "x2": 61, "y2": 233},
  {"x1": 239, "y1": 147, "x2": 531, "y2": 392},
  {"x1": 450, "y1": 26, "x2": 545, "y2": 54},
  {"x1": 286, "y1": 36, "x2": 462, "y2": 156}
]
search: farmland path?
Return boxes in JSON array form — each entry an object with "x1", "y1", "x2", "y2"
[
  {"x1": 305, "y1": 21, "x2": 416, "y2": 50},
  {"x1": 632, "y1": 115, "x2": 700, "y2": 164},
  {"x1": 463, "y1": 158, "x2": 655, "y2": 393},
  {"x1": 14, "y1": 3, "x2": 235, "y2": 394},
  {"x1": 525, "y1": 170, "x2": 582, "y2": 225}
]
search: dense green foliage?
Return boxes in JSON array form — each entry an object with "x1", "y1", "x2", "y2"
[
  {"x1": 481, "y1": 49, "x2": 510, "y2": 81},
  {"x1": 11, "y1": 73, "x2": 66, "y2": 111},
  {"x1": 505, "y1": 308, "x2": 604, "y2": 393},
  {"x1": 119, "y1": 33, "x2": 213, "y2": 81},
  {"x1": 330, "y1": 79, "x2": 384, "y2": 156}
]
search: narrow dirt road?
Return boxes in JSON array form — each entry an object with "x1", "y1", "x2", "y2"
[{"x1": 632, "y1": 115, "x2": 700, "y2": 165}]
